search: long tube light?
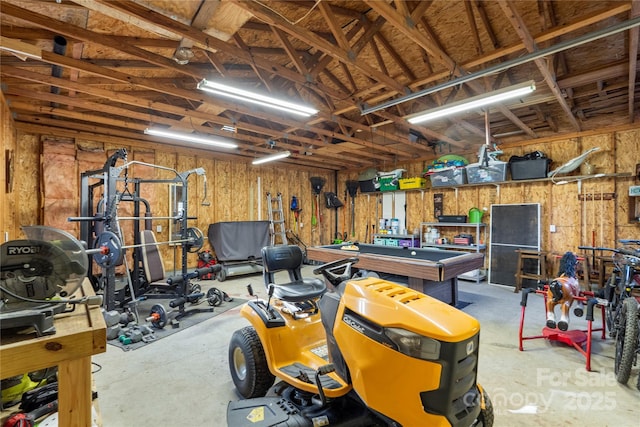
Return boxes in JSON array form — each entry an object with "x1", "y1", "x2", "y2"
[
  {"x1": 144, "y1": 128, "x2": 238, "y2": 149},
  {"x1": 406, "y1": 80, "x2": 536, "y2": 125},
  {"x1": 363, "y1": 15, "x2": 640, "y2": 115},
  {"x1": 252, "y1": 151, "x2": 291, "y2": 165},
  {"x1": 197, "y1": 79, "x2": 318, "y2": 117}
]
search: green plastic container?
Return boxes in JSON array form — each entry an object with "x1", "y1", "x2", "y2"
[
  {"x1": 468, "y1": 207, "x2": 483, "y2": 223},
  {"x1": 378, "y1": 177, "x2": 398, "y2": 192}
]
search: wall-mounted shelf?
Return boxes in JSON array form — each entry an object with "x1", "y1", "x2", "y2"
[
  {"x1": 420, "y1": 223, "x2": 486, "y2": 251},
  {"x1": 361, "y1": 172, "x2": 633, "y2": 195}
]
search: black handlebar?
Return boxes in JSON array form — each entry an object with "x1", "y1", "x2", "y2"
[
  {"x1": 313, "y1": 257, "x2": 359, "y2": 275},
  {"x1": 578, "y1": 245, "x2": 639, "y2": 258},
  {"x1": 619, "y1": 239, "x2": 640, "y2": 245},
  {"x1": 313, "y1": 257, "x2": 360, "y2": 288}
]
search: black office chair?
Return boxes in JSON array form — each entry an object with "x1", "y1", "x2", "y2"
[{"x1": 261, "y1": 245, "x2": 326, "y2": 302}]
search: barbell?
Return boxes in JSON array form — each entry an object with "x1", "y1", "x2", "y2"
[
  {"x1": 68, "y1": 215, "x2": 188, "y2": 222},
  {"x1": 86, "y1": 227, "x2": 205, "y2": 268}
]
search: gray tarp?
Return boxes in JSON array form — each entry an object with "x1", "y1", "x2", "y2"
[{"x1": 207, "y1": 221, "x2": 270, "y2": 262}]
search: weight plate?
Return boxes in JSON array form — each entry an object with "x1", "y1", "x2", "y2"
[
  {"x1": 206, "y1": 288, "x2": 222, "y2": 306},
  {"x1": 185, "y1": 227, "x2": 204, "y2": 253},
  {"x1": 93, "y1": 231, "x2": 123, "y2": 268},
  {"x1": 149, "y1": 303, "x2": 167, "y2": 329},
  {"x1": 212, "y1": 288, "x2": 224, "y2": 306},
  {"x1": 187, "y1": 283, "x2": 203, "y2": 303}
]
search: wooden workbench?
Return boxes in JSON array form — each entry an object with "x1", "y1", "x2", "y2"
[{"x1": 1, "y1": 280, "x2": 106, "y2": 426}]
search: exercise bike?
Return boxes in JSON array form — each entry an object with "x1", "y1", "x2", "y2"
[{"x1": 226, "y1": 245, "x2": 493, "y2": 426}]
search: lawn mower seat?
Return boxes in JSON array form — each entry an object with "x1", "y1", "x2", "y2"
[
  {"x1": 261, "y1": 245, "x2": 326, "y2": 302},
  {"x1": 140, "y1": 230, "x2": 170, "y2": 286}
]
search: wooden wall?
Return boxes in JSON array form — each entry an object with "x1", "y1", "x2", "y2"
[
  {"x1": 337, "y1": 128, "x2": 639, "y2": 270},
  {"x1": 2, "y1": 89, "x2": 639, "y2": 276},
  {"x1": 1, "y1": 90, "x2": 336, "y2": 270}
]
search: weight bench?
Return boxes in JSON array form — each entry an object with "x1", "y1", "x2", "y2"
[{"x1": 140, "y1": 230, "x2": 174, "y2": 291}]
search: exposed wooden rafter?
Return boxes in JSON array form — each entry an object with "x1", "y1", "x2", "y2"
[{"x1": 0, "y1": 0, "x2": 636, "y2": 171}]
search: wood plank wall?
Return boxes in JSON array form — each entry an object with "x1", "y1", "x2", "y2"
[
  {"x1": 339, "y1": 128, "x2": 640, "y2": 262},
  {"x1": 337, "y1": 129, "x2": 639, "y2": 271},
  {"x1": 2, "y1": 92, "x2": 639, "y2": 276}
]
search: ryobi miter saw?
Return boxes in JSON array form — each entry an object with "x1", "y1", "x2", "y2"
[{"x1": 0, "y1": 226, "x2": 97, "y2": 336}]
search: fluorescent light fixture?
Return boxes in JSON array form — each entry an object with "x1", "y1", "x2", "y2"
[
  {"x1": 197, "y1": 79, "x2": 318, "y2": 117},
  {"x1": 144, "y1": 128, "x2": 238, "y2": 149},
  {"x1": 252, "y1": 151, "x2": 291, "y2": 165},
  {"x1": 407, "y1": 80, "x2": 536, "y2": 125}
]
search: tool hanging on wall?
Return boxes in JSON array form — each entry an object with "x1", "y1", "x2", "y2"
[
  {"x1": 346, "y1": 180, "x2": 359, "y2": 238},
  {"x1": 365, "y1": 194, "x2": 371, "y2": 243},
  {"x1": 343, "y1": 187, "x2": 348, "y2": 240},
  {"x1": 290, "y1": 195, "x2": 301, "y2": 234},
  {"x1": 310, "y1": 177, "x2": 326, "y2": 244}
]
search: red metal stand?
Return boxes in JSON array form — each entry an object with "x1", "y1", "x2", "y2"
[{"x1": 518, "y1": 287, "x2": 606, "y2": 371}]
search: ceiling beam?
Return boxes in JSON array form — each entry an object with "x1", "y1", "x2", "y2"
[
  {"x1": 342, "y1": 3, "x2": 632, "y2": 121},
  {"x1": 497, "y1": 0, "x2": 582, "y2": 131},
  {"x1": 228, "y1": 0, "x2": 408, "y2": 95},
  {"x1": 1, "y1": 63, "x2": 402, "y2": 163},
  {"x1": 83, "y1": 0, "x2": 345, "y2": 99},
  {"x1": 628, "y1": 1, "x2": 640, "y2": 122},
  {"x1": 365, "y1": 0, "x2": 536, "y2": 137}
]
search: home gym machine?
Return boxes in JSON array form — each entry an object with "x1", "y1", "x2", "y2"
[{"x1": 68, "y1": 149, "x2": 208, "y2": 312}]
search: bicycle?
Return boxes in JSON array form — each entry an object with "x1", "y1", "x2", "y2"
[{"x1": 580, "y1": 240, "x2": 640, "y2": 388}]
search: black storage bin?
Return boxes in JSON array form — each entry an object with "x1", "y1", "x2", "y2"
[
  {"x1": 358, "y1": 179, "x2": 378, "y2": 193},
  {"x1": 437, "y1": 215, "x2": 467, "y2": 223},
  {"x1": 510, "y1": 158, "x2": 551, "y2": 180},
  {"x1": 358, "y1": 167, "x2": 379, "y2": 193}
]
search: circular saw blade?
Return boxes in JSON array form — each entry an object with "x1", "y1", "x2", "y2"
[{"x1": 1, "y1": 226, "x2": 88, "y2": 312}]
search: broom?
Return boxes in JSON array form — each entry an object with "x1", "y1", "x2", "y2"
[{"x1": 310, "y1": 177, "x2": 326, "y2": 243}]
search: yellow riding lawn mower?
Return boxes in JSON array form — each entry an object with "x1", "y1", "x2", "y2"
[{"x1": 227, "y1": 245, "x2": 493, "y2": 426}]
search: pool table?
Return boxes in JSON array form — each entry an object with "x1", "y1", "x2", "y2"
[{"x1": 306, "y1": 243, "x2": 484, "y2": 305}]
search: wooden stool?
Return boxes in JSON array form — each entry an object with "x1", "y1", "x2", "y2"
[
  {"x1": 597, "y1": 255, "x2": 615, "y2": 289},
  {"x1": 576, "y1": 254, "x2": 592, "y2": 291},
  {"x1": 514, "y1": 250, "x2": 548, "y2": 293}
]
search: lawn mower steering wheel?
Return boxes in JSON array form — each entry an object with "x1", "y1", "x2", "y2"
[{"x1": 313, "y1": 257, "x2": 359, "y2": 288}]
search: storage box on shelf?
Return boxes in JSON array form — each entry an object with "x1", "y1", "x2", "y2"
[
  {"x1": 378, "y1": 176, "x2": 399, "y2": 192},
  {"x1": 453, "y1": 234, "x2": 474, "y2": 245},
  {"x1": 358, "y1": 179, "x2": 378, "y2": 193},
  {"x1": 358, "y1": 167, "x2": 379, "y2": 193},
  {"x1": 437, "y1": 215, "x2": 467, "y2": 223},
  {"x1": 399, "y1": 177, "x2": 427, "y2": 190},
  {"x1": 510, "y1": 158, "x2": 551, "y2": 180},
  {"x1": 373, "y1": 233, "x2": 420, "y2": 248},
  {"x1": 466, "y1": 160, "x2": 508, "y2": 183},
  {"x1": 427, "y1": 167, "x2": 467, "y2": 187}
]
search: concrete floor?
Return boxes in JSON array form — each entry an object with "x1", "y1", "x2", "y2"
[{"x1": 93, "y1": 267, "x2": 639, "y2": 426}]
